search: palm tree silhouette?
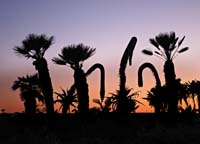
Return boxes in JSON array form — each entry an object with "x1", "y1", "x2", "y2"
[
  {"x1": 54, "y1": 85, "x2": 78, "y2": 114},
  {"x1": 13, "y1": 34, "x2": 54, "y2": 115},
  {"x1": 52, "y1": 44, "x2": 105, "y2": 114},
  {"x1": 92, "y1": 98, "x2": 112, "y2": 113},
  {"x1": 145, "y1": 86, "x2": 168, "y2": 113},
  {"x1": 110, "y1": 88, "x2": 140, "y2": 113},
  {"x1": 187, "y1": 80, "x2": 200, "y2": 113},
  {"x1": 12, "y1": 74, "x2": 44, "y2": 114},
  {"x1": 142, "y1": 31, "x2": 189, "y2": 113},
  {"x1": 138, "y1": 62, "x2": 162, "y2": 113}
]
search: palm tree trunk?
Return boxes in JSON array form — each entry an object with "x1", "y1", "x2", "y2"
[
  {"x1": 164, "y1": 60, "x2": 178, "y2": 114},
  {"x1": 62, "y1": 104, "x2": 68, "y2": 114},
  {"x1": 34, "y1": 58, "x2": 54, "y2": 115},
  {"x1": 74, "y1": 68, "x2": 89, "y2": 114},
  {"x1": 25, "y1": 96, "x2": 36, "y2": 114}
]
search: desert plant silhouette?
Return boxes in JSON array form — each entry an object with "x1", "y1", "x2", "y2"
[
  {"x1": 110, "y1": 88, "x2": 140, "y2": 113},
  {"x1": 138, "y1": 62, "x2": 161, "y2": 87},
  {"x1": 92, "y1": 97, "x2": 112, "y2": 113},
  {"x1": 108, "y1": 37, "x2": 139, "y2": 113},
  {"x1": 52, "y1": 44, "x2": 105, "y2": 114},
  {"x1": 142, "y1": 31, "x2": 189, "y2": 114},
  {"x1": 138, "y1": 62, "x2": 162, "y2": 113},
  {"x1": 187, "y1": 80, "x2": 200, "y2": 114},
  {"x1": 54, "y1": 85, "x2": 78, "y2": 114},
  {"x1": 12, "y1": 74, "x2": 44, "y2": 114},
  {"x1": 14, "y1": 34, "x2": 54, "y2": 115},
  {"x1": 146, "y1": 85, "x2": 168, "y2": 113}
]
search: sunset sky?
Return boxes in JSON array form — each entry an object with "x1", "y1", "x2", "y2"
[{"x1": 1, "y1": 0, "x2": 200, "y2": 113}]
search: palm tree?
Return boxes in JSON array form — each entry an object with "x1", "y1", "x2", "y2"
[
  {"x1": 145, "y1": 86, "x2": 168, "y2": 113},
  {"x1": 142, "y1": 31, "x2": 189, "y2": 113},
  {"x1": 12, "y1": 74, "x2": 44, "y2": 114},
  {"x1": 52, "y1": 44, "x2": 105, "y2": 114},
  {"x1": 175, "y1": 79, "x2": 190, "y2": 110},
  {"x1": 110, "y1": 88, "x2": 141, "y2": 113},
  {"x1": 54, "y1": 85, "x2": 78, "y2": 114},
  {"x1": 93, "y1": 97, "x2": 113, "y2": 113},
  {"x1": 114, "y1": 37, "x2": 138, "y2": 113},
  {"x1": 187, "y1": 80, "x2": 200, "y2": 113},
  {"x1": 138, "y1": 62, "x2": 162, "y2": 113},
  {"x1": 13, "y1": 34, "x2": 54, "y2": 114}
]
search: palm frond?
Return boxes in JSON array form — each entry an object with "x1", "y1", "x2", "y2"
[
  {"x1": 13, "y1": 46, "x2": 33, "y2": 59},
  {"x1": 14, "y1": 34, "x2": 54, "y2": 59},
  {"x1": 178, "y1": 36, "x2": 185, "y2": 47},
  {"x1": 178, "y1": 47, "x2": 189, "y2": 53},
  {"x1": 52, "y1": 57, "x2": 66, "y2": 65},
  {"x1": 149, "y1": 38, "x2": 160, "y2": 50},
  {"x1": 54, "y1": 44, "x2": 96, "y2": 67},
  {"x1": 142, "y1": 49, "x2": 153, "y2": 55}
]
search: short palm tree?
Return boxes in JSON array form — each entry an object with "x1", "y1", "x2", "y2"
[
  {"x1": 54, "y1": 85, "x2": 78, "y2": 114},
  {"x1": 93, "y1": 97, "x2": 112, "y2": 113},
  {"x1": 187, "y1": 80, "x2": 200, "y2": 113},
  {"x1": 142, "y1": 31, "x2": 189, "y2": 113},
  {"x1": 13, "y1": 34, "x2": 54, "y2": 114},
  {"x1": 145, "y1": 86, "x2": 168, "y2": 113},
  {"x1": 110, "y1": 88, "x2": 141, "y2": 113},
  {"x1": 52, "y1": 44, "x2": 105, "y2": 114},
  {"x1": 12, "y1": 74, "x2": 44, "y2": 114}
]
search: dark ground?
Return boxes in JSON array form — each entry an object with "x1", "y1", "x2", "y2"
[{"x1": 0, "y1": 113, "x2": 200, "y2": 144}]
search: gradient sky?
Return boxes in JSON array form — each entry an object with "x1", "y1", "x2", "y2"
[{"x1": 1, "y1": 0, "x2": 200, "y2": 113}]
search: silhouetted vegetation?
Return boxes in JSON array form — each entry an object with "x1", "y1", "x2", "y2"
[
  {"x1": 54, "y1": 85, "x2": 78, "y2": 114},
  {"x1": 14, "y1": 34, "x2": 54, "y2": 115},
  {"x1": 12, "y1": 74, "x2": 44, "y2": 114},
  {"x1": 11, "y1": 31, "x2": 200, "y2": 122},
  {"x1": 138, "y1": 62, "x2": 162, "y2": 113},
  {"x1": 8, "y1": 31, "x2": 200, "y2": 143},
  {"x1": 108, "y1": 37, "x2": 140, "y2": 113},
  {"x1": 52, "y1": 44, "x2": 105, "y2": 114},
  {"x1": 142, "y1": 31, "x2": 189, "y2": 114}
]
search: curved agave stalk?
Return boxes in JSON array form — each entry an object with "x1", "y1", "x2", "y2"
[
  {"x1": 138, "y1": 62, "x2": 161, "y2": 88},
  {"x1": 138, "y1": 62, "x2": 162, "y2": 113},
  {"x1": 119, "y1": 37, "x2": 137, "y2": 91},
  {"x1": 85, "y1": 63, "x2": 105, "y2": 101}
]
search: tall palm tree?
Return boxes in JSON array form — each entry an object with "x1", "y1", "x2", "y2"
[
  {"x1": 52, "y1": 44, "x2": 105, "y2": 114},
  {"x1": 13, "y1": 34, "x2": 54, "y2": 114},
  {"x1": 115, "y1": 37, "x2": 138, "y2": 113},
  {"x1": 12, "y1": 74, "x2": 44, "y2": 114},
  {"x1": 54, "y1": 85, "x2": 78, "y2": 114},
  {"x1": 142, "y1": 31, "x2": 189, "y2": 113},
  {"x1": 138, "y1": 62, "x2": 161, "y2": 113}
]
